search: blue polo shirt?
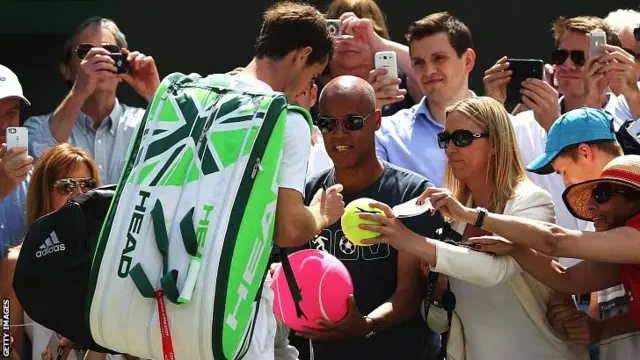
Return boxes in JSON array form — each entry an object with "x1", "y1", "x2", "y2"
[{"x1": 0, "y1": 172, "x2": 29, "y2": 256}]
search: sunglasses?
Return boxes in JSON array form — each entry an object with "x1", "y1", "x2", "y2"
[
  {"x1": 437, "y1": 130, "x2": 489, "y2": 149},
  {"x1": 76, "y1": 43, "x2": 121, "y2": 59},
  {"x1": 54, "y1": 177, "x2": 97, "y2": 195},
  {"x1": 591, "y1": 182, "x2": 634, "y2": 204},
  {"x1": 317, "y1": 111, "x2": 374, "y2": 134},
  {"x1": 552, "y1": 49, "x2": 586, "y2": 67},
  {"x1": 623, "y1": 48, "x2": 640, "y2": 60}
]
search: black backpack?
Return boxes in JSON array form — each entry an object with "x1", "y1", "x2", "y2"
[
  {"x1": 12, "y1": 185, "x2": 118, "y2": 353},
  {"x1": 615, "y1": 120, "x2": 640, "y2": 156}
]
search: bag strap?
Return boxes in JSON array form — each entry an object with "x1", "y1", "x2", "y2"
[
  {"x1": 287, "y1": 104, "x2": 313, "y2": 132},
  {"x1": 203, "y1": 73, "x2": 232, "y2": 88},
  {"x1": 278, "y1": 247, "x2": 307, "y2": 319}
]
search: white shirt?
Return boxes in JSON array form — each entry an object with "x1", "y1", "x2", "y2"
[
  {"x1": 430, "y1": 181, "x2": 584, "y2": 360},
  {"x1": 511, "y1": 94, "x2": 630, "y2": 267},
  {"x1": 230, "y1": 75, "x2": 311, "y2": 360}
]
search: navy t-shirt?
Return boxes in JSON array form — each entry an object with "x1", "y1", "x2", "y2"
[{"x1": 289, "y1": 162, "x2": 444, "y2": 360}]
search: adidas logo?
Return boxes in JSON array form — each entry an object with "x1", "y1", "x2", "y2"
[{"x1": 35, "y1": 231, "x2": 66, "y2": 258}]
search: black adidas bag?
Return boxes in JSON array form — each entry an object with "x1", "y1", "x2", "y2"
[{"x1": 13, "y1": 185, "x2": 117, "y2": 353}]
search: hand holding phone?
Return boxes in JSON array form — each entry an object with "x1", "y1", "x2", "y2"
[
  {"x1": 374, "y1": 51, "x2": 399, "y2": 91},
  {"x1": 588, "y1": 30, "x2": 607, "y2": 56},
  {"x1": 505, "y1": 59, "x2": 544, "y2": 107},
  {"x1": 5, "y1": 127, "x2": 28, "y2": 159},
  {"x1": 326, "y1": 19, "x2": 342, "y2": 37}
]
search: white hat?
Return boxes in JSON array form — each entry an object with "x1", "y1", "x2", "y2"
[{"x1": 0, "y1": 64, "x2": 30, "y2": 106}]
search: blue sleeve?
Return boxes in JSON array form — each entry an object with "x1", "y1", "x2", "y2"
[
  {"x1": 375, "y1": 130, "x2": 389, "y2": 161},
  {"x1": 23, "y1": 115, "x2": 59, "y2": 161}
]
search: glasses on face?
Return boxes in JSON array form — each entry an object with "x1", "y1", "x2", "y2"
[
  {"x1": 552, "y1": 49, "x2": 586, "y2": 67},
  {"x1": 54, "y1": 177, "x2": 97, "y2": 196},
  {"x1": 317, "y1": 111, "x2": 374, "y2": 134},
  {"x1": 591, "y1": 182, "x2": 633, "y2": 204},
  {"x1": 437, "y1": 130, "x2": 489, "y2": 149},
  {"x1": 622, "y1": 48, "x2": 640, "y2": 60},
  {"x1": 76, "y1": 43, "x2": 120, "y2": 59}
]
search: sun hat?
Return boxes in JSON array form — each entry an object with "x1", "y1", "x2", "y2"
[{"x1": 563, "y1": 155, "x2": 640, "y2": 221}]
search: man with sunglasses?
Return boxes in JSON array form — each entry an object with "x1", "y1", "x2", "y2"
[
  {"x1": 0, "y1": 64, "x2": 33, "y2": 259},
  {"x1": 289, "y1": 75, "x2": 444, "y2": 360},
  {"x1": 23, "y1": 17, "x2": 160, "y2": 185},
  {"x1": 525, "y1": 107, "x2": 640, "y2": 360}
]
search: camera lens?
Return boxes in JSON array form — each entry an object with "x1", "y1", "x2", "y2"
[
  {"x1": 8, "y1": 128, "x2": 15, "y2": 134},
  {"x1": 383, "y1": 56, "x2": 387, "y2": 59}
]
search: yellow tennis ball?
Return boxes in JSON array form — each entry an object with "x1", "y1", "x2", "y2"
[{"x1": 341, "y1": 198, "x2": 386, "y2": 246}]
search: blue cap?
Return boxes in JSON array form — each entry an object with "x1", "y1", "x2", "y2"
[{"x1": 526, "y1": 108, "x2": 616, "y2": 175}]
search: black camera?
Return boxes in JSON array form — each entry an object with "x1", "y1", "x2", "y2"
[
  {"x1": 435, "y1": 222, "x2": 476, "y2": 249},
  {"x1": 109, "y1": 53, "x2": 130, "y2": 74},
  {"x1": 635, "y1": 26, "x2": 640, "y2": 42}
]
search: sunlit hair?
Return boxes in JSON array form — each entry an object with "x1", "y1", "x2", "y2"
[
  {"x1": 26, "y1": 143, "x2": 101, "y2": 225},
  {"x1": 444, "y1": 96, "x2": 527, "y2": 214}
]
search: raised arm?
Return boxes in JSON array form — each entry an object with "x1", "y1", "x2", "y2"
[{"x1": 423, "y1": 187, "x2": 640, "y2": 264}]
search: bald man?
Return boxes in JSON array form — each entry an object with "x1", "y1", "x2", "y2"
[{"x1": 289, "y1": 75, "x2": 445, "y2": 360}]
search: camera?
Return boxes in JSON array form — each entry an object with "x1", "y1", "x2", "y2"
[
  {"x1": 8, "y1": 128, "x2": 16, "y2": 134},
  {"x1": 327, "y1": 19, "x2": 342, "y2": 37},
  {"x1": 109, "y1": 53, "x2": 130, "y2": 74},
  {"x1": 635, "y1": 26, "x2": 640, "y2": 41}
]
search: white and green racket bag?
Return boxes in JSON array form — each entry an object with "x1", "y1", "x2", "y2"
[{"x1": 86, "y1": 73, "x2": 312, "y2": 360}]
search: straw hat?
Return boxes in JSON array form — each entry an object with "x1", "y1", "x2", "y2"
[{"x1": 563, "y1": 155, "x2": 640, "y2": 221}]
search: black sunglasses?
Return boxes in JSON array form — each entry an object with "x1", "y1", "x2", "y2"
[
  {"x1": 552, "y1": 49, "x2": 586, "y2": 67},
  {"x1": 591, "y1": 182, "x2": 634, "y2": 204},
  {"x1": 623, "y1": 48, "x2": 640, "y2": 60},
  {"x1": 76, "y1": 43, "x2": 121, "y2": 59},
  {"x1": 317, "y1": 111, "x2": 374, "y2": 134},
  {"x1": 437, "y1": 130, "x2": 489, "y2": 149},
  {"x1": 54, "y1": 177, "x2": 97, "y2": 195}
]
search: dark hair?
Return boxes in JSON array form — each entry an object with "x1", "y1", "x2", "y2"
[
  {"x1": 552, "y1": 16, "x2": 621, "y2": 47},
  {"x1": 63, "y1": 17, "x2": 128, "y2": 65},
  {"x1": 558, "y1": 140, "x2": 624, "y2": 160},
  {"x1": 326, "y1": 0, "x2": 390, "y2": 39},
  {"x1": 405, "y1": 12, "x2": 473, "y2": 57},
  {"x1": 254, "y1": 1, "x2": 334, "y2": 65}
]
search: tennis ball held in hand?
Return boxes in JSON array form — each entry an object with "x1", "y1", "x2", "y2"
[{"x1": 341, "y1": 198, "x2": 386, "y2": 246}]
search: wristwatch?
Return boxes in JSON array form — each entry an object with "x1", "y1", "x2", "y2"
[
  {"x1": 474, "y1": 207, "x2": 488, "y2": 228},
  {"x1": 363, "y1": 316, "x2": 377, "y2": 339}
]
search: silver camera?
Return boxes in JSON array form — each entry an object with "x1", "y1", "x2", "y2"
[{"x1": 327, "y1": 19, "x2": 342, "y2": 37}]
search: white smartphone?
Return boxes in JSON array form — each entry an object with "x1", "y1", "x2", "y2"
[
  {"x1": 588, "y1": 30, "x2": 607, "y2": 56},
  {"x1": 374, "y1": 51, "x2": 399, "y2": 91},
  {"x1": 6, "y1": 127, "x2": 28, "y2": 158}
]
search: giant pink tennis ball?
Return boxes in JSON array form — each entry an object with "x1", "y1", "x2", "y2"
[{"x1": 271, "y1": 249, "x2": 353, "y2": 331}]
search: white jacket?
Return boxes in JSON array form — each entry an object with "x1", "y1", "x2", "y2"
[{"x1": 426, "y1": 180, "x2": 588, "y2": 360}]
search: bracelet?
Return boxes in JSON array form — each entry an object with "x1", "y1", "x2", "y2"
[
  {"x1": 474, "y1": 207, "x2": 487, "y2": 228},
  {"x1": 363, "y1": 316, "x2": 377, "y2": 339}
]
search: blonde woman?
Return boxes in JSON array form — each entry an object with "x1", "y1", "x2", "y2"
[
  {"x1": 357, "y1": 97, "x2": 587, "y2": 359},
  {"x1": 0, "y1": 143, "x2": 101, "y2": 360}
]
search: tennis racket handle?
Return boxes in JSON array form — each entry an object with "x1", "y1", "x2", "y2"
[{"x1": 178, "y1": 257, "x2": 201, "y2": 304}]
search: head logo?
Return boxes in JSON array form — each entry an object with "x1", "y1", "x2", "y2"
[{"x1": 35, "y1": 231, "x2": 66, "y2": 258}]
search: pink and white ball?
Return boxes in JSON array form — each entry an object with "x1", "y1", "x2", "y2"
[{"x1": 271, "y1": 249, "x2": 353, "y2": 331}]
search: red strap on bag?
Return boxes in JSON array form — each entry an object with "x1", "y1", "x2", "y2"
[{"x1": 155, "y1": 289, "x2": 176, "y2": 360}]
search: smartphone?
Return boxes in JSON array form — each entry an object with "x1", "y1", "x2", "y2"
[
  {"x1": 588, "y1": 30, "x2": 607, "y2": 56},
  {"x1": 326, "y1": 19, "x2": 342, "y2": 37},
  {"x1": 109, "y1": 53, "x2": 130, "y2": 74},
  {"x1": 374, "y1": 51, "x2": 399, "y2": 91},
  {"x1": 6, "y1": 127, "x2": 28, "y2": 158},
  {"x1": 506, "y1": 59, "x2": 544, "y2": 107}
]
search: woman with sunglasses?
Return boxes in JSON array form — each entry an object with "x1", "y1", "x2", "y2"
[
  {"x1": 355, "y1": 97, "x2": 588, "y2": 359},
  {"x1": 412, "y1": 155, "x2": 640, "y2": 342},
  {"x1": 0, "y1": 143, "x2": 101, "y2": 360}
]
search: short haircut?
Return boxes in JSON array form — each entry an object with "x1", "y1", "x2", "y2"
[
  {"x1": 63, "y1": 17, "x2": 127, "y2": 65},
  {"x1": 405, "y1": 12, "x2": 473, "y2": 57},
  {"x1": 254, "y1": 1, "x2": 334, "y2": 65},
  {"x1": 558, "y1": 140, "x2": 624, "y2": 160},
  {"x1": 552, "y1": 16, "x2": 621, "y2": 47}
]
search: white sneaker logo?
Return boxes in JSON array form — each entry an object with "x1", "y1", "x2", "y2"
[{"x1": 35, "y1": 231, "x2": 66, "y2": 258}]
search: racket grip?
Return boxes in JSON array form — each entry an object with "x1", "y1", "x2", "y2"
[{"x1": 177, "y1": 257, "x2": 201, "y2": 304}]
